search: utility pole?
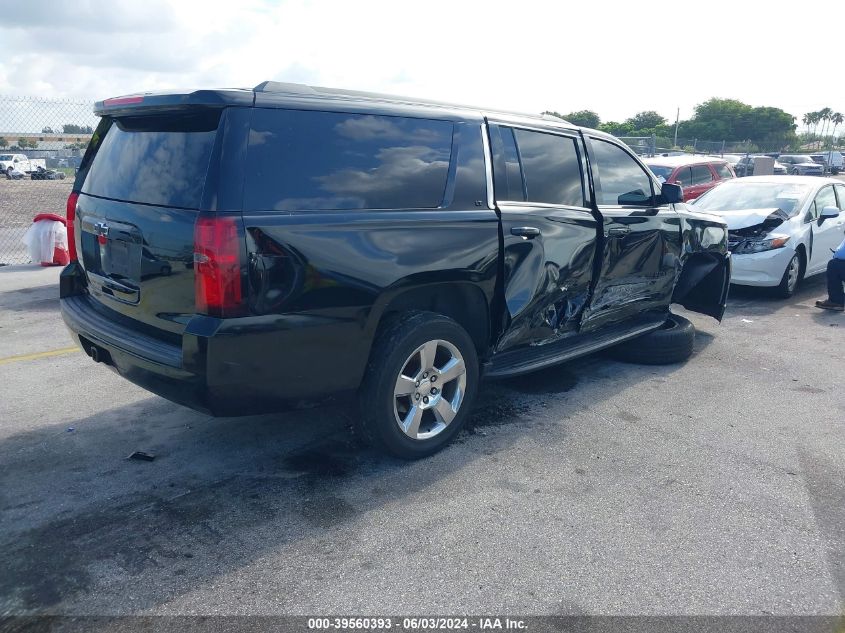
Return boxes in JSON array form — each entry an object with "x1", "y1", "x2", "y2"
[{"x1": 673, "y1": 107, "x2": 680, "y2": 148}]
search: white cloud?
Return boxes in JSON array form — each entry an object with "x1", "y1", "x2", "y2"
[{"x1": 0, "y1": 0, "x2": 842, "y2": 126}]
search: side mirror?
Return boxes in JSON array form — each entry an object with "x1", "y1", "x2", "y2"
[
  {"x1": 658, "y1": 182, "x2": 683, "y2": 204},
  {"x1": 820, "y1": 206, "x2": 840, "y2": 221}
]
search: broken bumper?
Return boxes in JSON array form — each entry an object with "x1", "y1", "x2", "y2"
[{"x1": 729, "y1": 247, "x2": 794, "y2": 287}]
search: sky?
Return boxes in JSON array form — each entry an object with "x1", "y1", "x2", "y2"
[{"x1": 1, "y1": 0, "x2": 842, "y2": 129}]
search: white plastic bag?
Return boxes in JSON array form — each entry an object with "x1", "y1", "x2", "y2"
[{"x1": 21, "y1": 219, "x2": 68, "y2": 264}]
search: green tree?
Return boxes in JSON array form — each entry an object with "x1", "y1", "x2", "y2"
[
  {"x1": 562, "y1": 110, "x2": 601, "y2": 128},
  {"x1": 625, "y1": 111, "x2": 667, "y2": 132},
  {"x1": 0, "y1": 137, "x2": 7, "y2": 149},
  {"x1": 62, "y1": 123, "x2": 94, "y2": 134},
  {"x1": 831, "y1": 112, "x2": 843, "y2": 142},
  {"x1": 598, "y1": 121, "x2": 633, "y2": 136},
  {"x1": 42, "y1": 126, "x2": 55, "y2": 134},
  {"x1": 542, "y1": 110, "x2": 601, "y2": 128}
]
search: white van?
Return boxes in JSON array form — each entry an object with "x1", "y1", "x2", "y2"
[{"x1": 816, "y1": 151, "x2": 844, "y2": 175}]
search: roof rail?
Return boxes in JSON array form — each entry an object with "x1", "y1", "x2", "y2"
[{"x1": 253, "y1": 81, "x2": 317, "y2": 95}]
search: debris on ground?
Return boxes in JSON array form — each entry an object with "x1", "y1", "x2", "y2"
[{"x1": 127, "y1": 451, "x2": 155, "y2": 462}]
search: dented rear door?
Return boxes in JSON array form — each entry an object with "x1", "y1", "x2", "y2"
[
  {"x1": 488, "y1": 123, "x2": 598, "y2": 352},
  {"x1": 579, "y1": 136, "x2": 682, "y2": 333}
]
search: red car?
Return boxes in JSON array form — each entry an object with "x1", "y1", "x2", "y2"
[{"x1": 644, "y1": 156, "x2": 736, "y2": 202}]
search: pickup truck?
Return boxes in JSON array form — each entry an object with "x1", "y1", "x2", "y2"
[
  {"x1": 0, "y1": 153, "x2": 47, "y2": 175},
  {"x1": 60, "y1": 83, "x2": 732, "y2": 459}
]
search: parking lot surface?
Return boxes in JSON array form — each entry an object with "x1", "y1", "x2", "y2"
[{"x1": 0, "y1": 265, "x2": 842, "y2": 616}]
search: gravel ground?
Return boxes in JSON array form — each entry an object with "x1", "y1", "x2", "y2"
[{"x1": 0, "y1": 266, "x2": 842, "y2": 619}]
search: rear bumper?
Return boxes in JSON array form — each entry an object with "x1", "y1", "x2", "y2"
[{"x1": 60, "y1": 289, "x2": 361, "y2": 416}]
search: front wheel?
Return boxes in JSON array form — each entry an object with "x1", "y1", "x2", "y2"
[
  {"x1": 357, "y1": 311, "x2": 479, "y2": 459},
  {"x1": 774, "y1": 252, "x2": 802, "y2": 298}
]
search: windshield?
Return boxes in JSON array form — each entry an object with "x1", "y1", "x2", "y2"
[
  {"x1": 0, "y1": 155, "x2": 13, "y2": 161},
  {"x1": 647, "y1": 165, "x2": 674, "y2": 181},
  {"x1": 693, "y1": 181, "x2": 811, "y2": 216}
]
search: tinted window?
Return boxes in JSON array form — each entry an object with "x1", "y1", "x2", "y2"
[
  {"x1": 244, "y1": 109, "x2": 452, "y2": 210},
  {"x1": 691, "y1": 165, "x2": 714, "y2": 185},
  {"x1": 591, "y1": 139, "x2": 654, "y2": 206},
  {"x1": 491, "y1": 126, "x2": 525, "y2": 201},
  {"x1": 715, "y1": 163, "x2": 734, "y2": 180},
  {"x1": 81, "y1": 112, "x2": 220, "y2": 209},
  {"x1": 676, "y1": 167, "x2": 694, "y2": 187},
  {"x1": 451, "y1": 124, "x2": 488, "y2": 208},
  {"x1": 513, "y1": 129, "x2": 584, "y2": 207}
]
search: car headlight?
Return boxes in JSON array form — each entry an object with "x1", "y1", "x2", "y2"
[{"x1": 734, "y1": 234, "x2": 790, "y2": 254}]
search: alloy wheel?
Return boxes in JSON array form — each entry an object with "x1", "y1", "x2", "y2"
[
  {"x1": 786, "y1": 255, "x2": 800, "y2": 293},
  {"x1": 393, "y1": 339, "x2": 467, "y2": 440}
]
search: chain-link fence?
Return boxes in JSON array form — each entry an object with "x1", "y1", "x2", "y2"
[{"x1": 0, "y1": 95, "x2": 97, "y2": 265}]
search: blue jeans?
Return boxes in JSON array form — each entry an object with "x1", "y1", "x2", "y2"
[{"x1": 828, "y1": 258, "x2": 845, "y2": 305}]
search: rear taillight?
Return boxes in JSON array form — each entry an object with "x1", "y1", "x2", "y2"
[
  {"x1": 66, "y1": 191, "x2": 79, "y2": 262},
  {"x1": 193, "y1": 216, "x2": 245, "y2": 317}
]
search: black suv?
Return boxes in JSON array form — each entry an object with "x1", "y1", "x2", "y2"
[{"x1": 60, "y1": 82, "x2": 731, "y2": 458}]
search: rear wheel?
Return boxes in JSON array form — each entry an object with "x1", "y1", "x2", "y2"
[
  {"x1": 774, "y1": 252, "x2": 802, "y2": 298},
  {"x1": 607, "y1": 313, "x2": 695, "y2": 365},
  {"x1": 357, "y1": 311, "x2": 479, "y2": 459}
]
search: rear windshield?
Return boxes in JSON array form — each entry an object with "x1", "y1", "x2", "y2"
[
  {"x1": 244, "y1": 109, "x2": 453, "y2": 211},
  {"x1": 646, "y1": 165, "x2": 674, "y2": 181},
  {"x1": 81, "y1": 111, "x2": 220, "y2": 209}
]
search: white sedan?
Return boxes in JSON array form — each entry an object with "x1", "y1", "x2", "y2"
[{"x1": 690, "y1": 176, "x2": 845, "y2": 297}]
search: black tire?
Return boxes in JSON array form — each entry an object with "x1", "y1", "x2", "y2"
[
  {"x1": 774, "y1": 252, "x2": 802, "y2": 298},
  {"x1": 607, "y1": 313, "x2": 695, "y2": 365},
  {"x1": 357, "y1": 311, "x2": 479, "y2": 459}
]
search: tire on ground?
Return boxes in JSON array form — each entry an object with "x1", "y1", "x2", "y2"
[
  {"x1": 357, "y1": 311, "x2": 479, "y2": 459},
  {"x1": 607, "y1": 313, "x2": 695, "y2": 365}
]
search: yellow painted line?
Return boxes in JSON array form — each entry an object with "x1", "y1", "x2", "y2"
[{"x1": 0, "y1": 346, "x2": 81, "y2": 366}]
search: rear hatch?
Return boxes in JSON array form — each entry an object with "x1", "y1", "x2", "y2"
[{"x1": 75, "y1": 109, "x2": 222, "y2": 337}]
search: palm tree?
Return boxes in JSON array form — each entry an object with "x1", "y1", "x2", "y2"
[
  {"x1": 818, "y1": 108, "x2": 833, "y2": 149},
  {"x1": 830, "y1": 112, "x2": 843, "y2": 147},
  {"x1": 802, "y1": 113, "x2": 811, "y2": 137}
]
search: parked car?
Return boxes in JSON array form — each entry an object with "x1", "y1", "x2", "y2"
[
  {"x1": 643, "y1": 155, "x2": 735, "y2": 201},
  {"x1": 0, "y1": 153, "x2": 47, "y2": 176},
  {"x1": 810, "y1": 151, "x2": 843, "y2": 175},
  {"x1": 734, "y1": 155, "x2": 787, "y2": 177},
  {"x1": 778, "y1": 155, "x2": 825, "y2": 176},
  {"x1": 60, "y1": 82, "x2": 731, "y2": 458},
  {"x1": 691, "y1": 176, "x2": 845, "y2": 297},
  {"x1": 30, "y1": 166, "x2": 66, "y2": 180},
  {"x1": 720, "y1": 154, "x2": 744, "y2": 167}
]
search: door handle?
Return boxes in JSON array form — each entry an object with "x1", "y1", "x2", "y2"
[
  {"x1": 606, "y1": 226, "x2": 631, "y2": 237},
  {"x1": 511, "y1": 226, "x2": 540, "y2": 239}
]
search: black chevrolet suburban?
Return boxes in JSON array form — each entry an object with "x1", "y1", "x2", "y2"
[{"x1": 60, "y1": 82, "x2": 731, "y2": 458}]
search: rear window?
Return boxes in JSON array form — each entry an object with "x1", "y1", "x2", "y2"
[
  {"x1": 244, "y1": 109, "x2": 453, "y2": 210},
  {"x1": 647, "y1": 165, "x2": 674, "y2": 181},
  {"x1": 715, "y1": 163, "x2": 734, "y2": 179},
  {"x1": 81, "y1": 112, "x2": 219, "y2": 209}
]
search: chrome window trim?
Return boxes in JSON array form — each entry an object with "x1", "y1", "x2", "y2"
[{"x1": 481, "y1": 122, "x2": 495, "y2": 210}]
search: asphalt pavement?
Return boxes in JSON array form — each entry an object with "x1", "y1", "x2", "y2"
[{"x1": 0, "y1": 264, "x2": 842, "y2": 616}]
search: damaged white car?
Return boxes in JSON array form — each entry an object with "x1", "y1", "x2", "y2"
[{"x1": 691, "y1": 176, "x2": 845, "y2": 297}]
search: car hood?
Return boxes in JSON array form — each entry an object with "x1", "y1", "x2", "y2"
[{"x1": 709, "y1": 208, "x2": 791, "y2": 230}]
